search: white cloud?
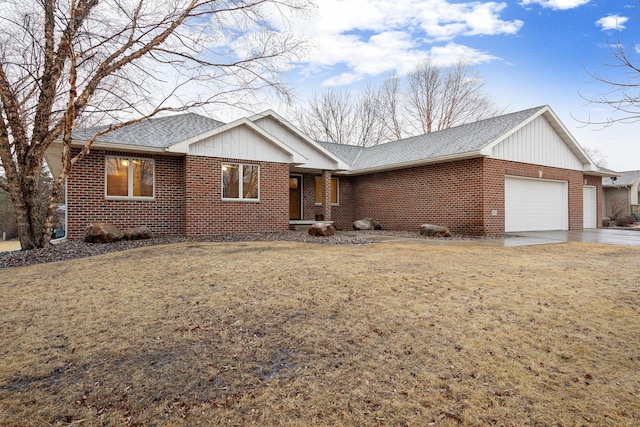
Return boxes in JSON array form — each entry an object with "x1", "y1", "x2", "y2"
[
  {"x1": 277, "y1": 0, "x2": 523, "y2": 86},
  {"x1": 519, "y1": 0, "x2": 590, "y2": 10},
  {"x1": 596, "y1": 14, "x2": 629, "y2": 31}
]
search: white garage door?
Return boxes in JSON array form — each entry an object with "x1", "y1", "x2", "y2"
[
  {"x1": 583, "y1": 186, "x2": 597, "y2": 229},
  {"x1": 505, "y1": 176, "x2": 568, "y2": 232}
]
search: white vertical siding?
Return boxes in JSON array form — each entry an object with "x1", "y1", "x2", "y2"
[
  {"x1": 188, "y1": 126, "x2": 292, "y2": 163},
  {"x1": 492, "y1": 116, "x2": 584, "y2": 170},
  {"x1": 253, "y1": 117, "x2": 338, "y2": 170}
]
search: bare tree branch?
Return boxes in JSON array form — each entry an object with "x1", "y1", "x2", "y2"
[
  {"x1": 0, "y1": 0, "x2": 310, "y2": 250},
  {"x1": 580, "y1": 10, "x2": 640, "y2": 127}
]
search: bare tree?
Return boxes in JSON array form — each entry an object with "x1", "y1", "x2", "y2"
[
  {"x1": 582, "y1": 146, "x2": 608, "y2": 168},
  {"x1": 583, "y1": 19, "x2": 640, "y2": 127},
  {"x1": 0, "y1": 0, "x2": 309, "y2": 250},
  {"x1": 379, "y1": 74, "x2": 405, "y2": 140},
  {"x1": 406, "y1": 60, "x2": 503, "y2": 134},
  {"x1": 296, "y1": 86, "x2": 390, "y2": 146}
]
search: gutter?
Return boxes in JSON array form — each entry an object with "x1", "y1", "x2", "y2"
[{"x1": 336, "y1": 151, "x2": 486, "y2": 176}]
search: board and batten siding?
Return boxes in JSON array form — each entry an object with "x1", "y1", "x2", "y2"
[
  {"x1": 252, "y1": 116, "x2": 338, "y2": 170},
  {"x1": 491, "y1": 116, "x2": 584, "y2": 170},
  {"x1": 188, "y1": 125, "x2": 292, "y2": 164}
]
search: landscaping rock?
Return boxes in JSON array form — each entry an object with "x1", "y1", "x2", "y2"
[
  {"x1": 125, "y1": 226, "x2": 152, "y2": 240},
  {"x1": 84, "y1": 223, "x2": 124, "y2": 243},
  {"x1": 419, "y1": 224, "x2": 451, "y2": 238},
  {"x1": 309, "y1": 222, "x2": 335, "y2": 237},
  {"x1": 353, "y1": 218, "x2": 382, "y2": 231}
]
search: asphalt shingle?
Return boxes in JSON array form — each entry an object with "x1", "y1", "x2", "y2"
[
  {"x1": 72, "y1": 113, "x2": 224, "y2": 148},
  {"x1": 319, "y1": 106, "x2": 545, "y2": 172},
  {"x1": 603, "y1": 170, "x2": 640, "y2": 187}
]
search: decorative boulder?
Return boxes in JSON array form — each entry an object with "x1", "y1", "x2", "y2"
[
  {"x1": 84, "y1": 223, "x2": 124, "y2": 243},
  {"x1": 353, "y1": 218, "x2": 382, "y2": 231},
  {"x1": 419, "y1": 224, "x2": 452, "y2": 238},
  {"x1": 309, "y1": 222, "x2": 335, "y2": 237},
  {"x1": 125, "y1": 226, "x2": 152, "y2": 240},
  {"x1": 364, "y1": 218, "x2": 382, "y2": 230}
]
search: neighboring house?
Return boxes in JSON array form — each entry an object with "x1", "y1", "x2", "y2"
[
  {"x1": 45, "y1": 105, "x2": 613, "y2": 239},
  {"x1": 602, "y1": 171, "x2": 640, "y2": 219}
]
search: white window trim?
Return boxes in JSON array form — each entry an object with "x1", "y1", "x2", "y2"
[
  {"x1": 222, "y1": 162, "x2": 260, "y2": 202},
  {"x1": 314, "y1": 176, "x2": 340, "y2": 206},
  {"x1": 105, "y1": 156, "x2": 155, "y2": 201}
]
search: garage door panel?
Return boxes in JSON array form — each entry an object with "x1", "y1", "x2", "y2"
[
  {"x1": 505, "y1": 177, "x2": 568, "y2": 232},
  {"x1": 583, "y1": 186, "x2": 597, "y2": 229}
]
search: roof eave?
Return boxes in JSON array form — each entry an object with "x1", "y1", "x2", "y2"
[
  {"x1": 337, "y1": 151, "x2": 485, "y2": 176},
  {"x1": 52, "y1": 138, "x2": 174, "y2": 154},
  {"x1": 584, "y1": 166, "x2": 619, "y2": 178}
]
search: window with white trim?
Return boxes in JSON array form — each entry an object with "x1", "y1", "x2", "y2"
[
  {"x1": 222, "y1": 163, "x2": 260, "y2": 201},
  {"x1": 105, "y1": 156, "x2": 154, "y2": 199},
  {"x1": 315, "y1": 176, "x2": 339, "y2": 205}
]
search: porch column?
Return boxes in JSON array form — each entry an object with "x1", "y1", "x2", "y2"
[{"x1": 322, "y1": 170, "x2": 332, "y2": 221}]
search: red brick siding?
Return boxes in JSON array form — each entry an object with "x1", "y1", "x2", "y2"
[
  {"x1": 66, "y1": 149, "x2": 185, "y2": 239},
  {"x1": 335, "y1": 159, "x2": 486, "y2": 234},
  {"x1": 483, "y1": 158, "x2": 586, "y2": 233},
  {"x1": 326, "y1": 158, "x2": 596, "y2": 235},
  {"x1": 184, "y1": 156, "x2": 289, "y2": 235}
]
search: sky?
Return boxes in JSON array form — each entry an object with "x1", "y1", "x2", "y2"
[{"x1": 267, "y1": 0, "x2": 640, "y2": 171}]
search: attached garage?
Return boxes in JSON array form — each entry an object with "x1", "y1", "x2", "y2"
[{"x1": 505, "y1": 176, "x2": 568, "y2": 232}]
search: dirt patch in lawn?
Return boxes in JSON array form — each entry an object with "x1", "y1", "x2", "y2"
[{"x1": 1, "y1": 241, "x2": 639, "y2": 426}]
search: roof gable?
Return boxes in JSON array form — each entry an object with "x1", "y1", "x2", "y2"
[
  {"x1": 167, "y1": 118, "x2": 306, "y2": 164},
  {"x1": 250, "y1": 110, "x2": 350, "y2": 170},
  {"x1": 489, "y1": 114, "x2": 584, "y2": 170}
]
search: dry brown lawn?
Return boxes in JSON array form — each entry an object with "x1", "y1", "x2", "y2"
[{"x1": 0, "y1": 240, "x2": 639, "y2": 426}]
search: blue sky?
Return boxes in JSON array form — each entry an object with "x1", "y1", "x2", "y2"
[{"x1": 273, "y1": 0, "x2": 640, "y2": 170}]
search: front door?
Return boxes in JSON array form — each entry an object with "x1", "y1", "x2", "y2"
[{"x1": 289, "y1": 175, "x2": 302, "y2": 220}]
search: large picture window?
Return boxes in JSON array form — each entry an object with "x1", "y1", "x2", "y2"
[
  {"x1": 222, "y1": 163, "x2": 259, "y2": 201},
  {"x1": 106, "y1": 156, "x2": 154, "y2": 199},
  {"x1": 315, "y1": 176, "x2": 339, "y2": 205}
]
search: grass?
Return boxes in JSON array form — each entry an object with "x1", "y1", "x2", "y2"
[{"x1": 0, "y1": 240, "x2": 639, "y2": 426}]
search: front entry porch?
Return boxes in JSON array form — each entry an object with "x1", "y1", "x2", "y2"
[{"x1": 289, "y1": 171, "x2": 335, "y2": 227}]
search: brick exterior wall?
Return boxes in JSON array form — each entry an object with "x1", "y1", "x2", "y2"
[
  {"x1": 67, "y1": 149, "x2": 185, "y2": 239},
  {"x1": 483, "y1": 158, "x2": 589, "y2": 233},
  {"x1": 337, "y1": 159, "x2": 486, "y2": 234},
  {"x1": 67, "y1": 149, "x2": 602, "y2": 238},
  {"x1": 66, "y1": 150, "x2": 289, "y2": 239},
  {"x1": 324, "y1": 158, "x2": 599, "y2": 235},
  {"x1": 184, "y1": 156, "x2": 289, "y2": 236}
]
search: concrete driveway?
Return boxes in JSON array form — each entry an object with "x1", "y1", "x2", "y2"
[
  {"x1": 351, "y1": 229, "x2": 640, "y2": 247},
  {"x1": 504, "y1": 229, "x2": 640, "y2": 247}
]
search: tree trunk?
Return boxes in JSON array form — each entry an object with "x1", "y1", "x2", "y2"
[{"x1": 10, "y1": 163, "x2": 51, "y2": 251}]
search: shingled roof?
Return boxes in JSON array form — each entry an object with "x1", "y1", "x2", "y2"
[
  {"x1": 318, "y1": 106, "x2": 547, "y2": 173},
  {"x1": 71, "y1": 113, "x2": 224, "y2": 148},
  {"x1": 603, "y1": 170, "x2": 640, "y2": 187}
]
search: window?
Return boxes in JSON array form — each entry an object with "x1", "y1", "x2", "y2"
[
  {"x1": 315, "y1": 176, "x2": 339, "y2": 205},
  {"x1": 106, "y1": 156, "x2": 154, "y2": 199},
  {"x1": 222, "y1": 163, "x2": 259, "y2": 201}
]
